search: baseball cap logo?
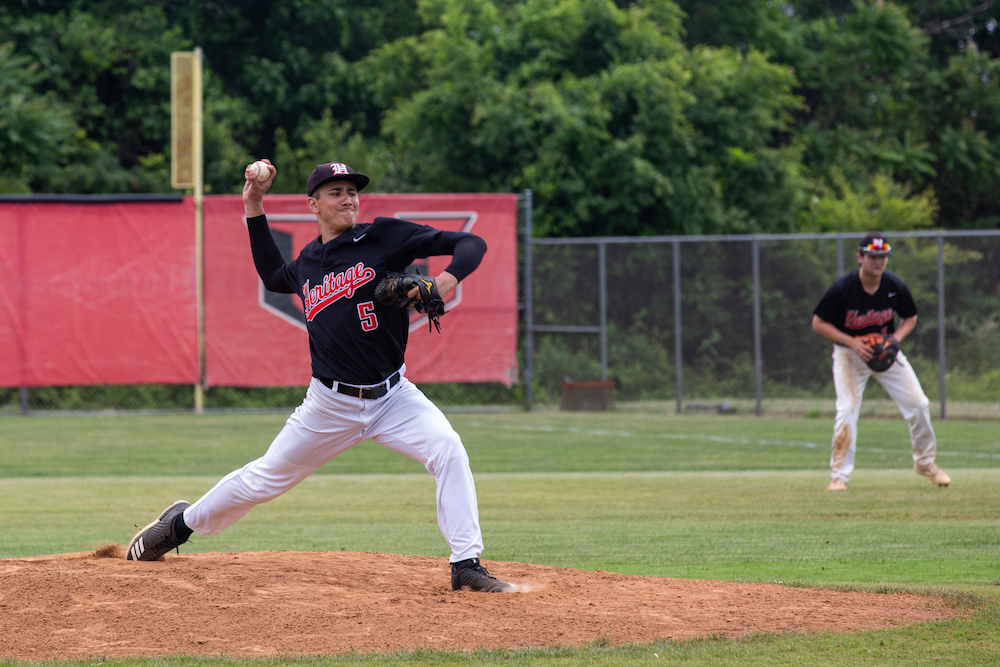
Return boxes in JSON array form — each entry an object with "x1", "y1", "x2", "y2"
[
  {"x1": 859, "y1": 232, "x2": 891, "y2": 254},
  {"x1": 307, "y1": 161, "x2": 370, "y2": 196}
]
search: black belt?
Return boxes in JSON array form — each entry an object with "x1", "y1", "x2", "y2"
[{"x1": 315, "y1": 371, "x2": 401, "y2": 400}]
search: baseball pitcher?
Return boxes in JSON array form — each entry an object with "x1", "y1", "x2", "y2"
[
  {"x1": 127, "y1": 160, "x2": 513, "y2": 592},
  {"x1": 811, "y1": 232, "x2": 950, "y2": 492}
]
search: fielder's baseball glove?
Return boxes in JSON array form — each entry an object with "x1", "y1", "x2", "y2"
[
  {"x1": 374, "y1": 272, "x2": 446, "y2": 332},
  {"x1": 858, "y1": 332, "x2": 899, "y2": 372}
]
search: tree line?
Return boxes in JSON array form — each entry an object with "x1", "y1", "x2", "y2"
[{"x1": 2, "y1": 0, "x2": 999, "y2": 237}]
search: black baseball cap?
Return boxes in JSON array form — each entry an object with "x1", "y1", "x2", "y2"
[
  {"x1": 858, "y1": 232, "x2": 892, "y2": 256},
  {"x1": 306, "y1": 162, "x2": 370, "y2": 196}
]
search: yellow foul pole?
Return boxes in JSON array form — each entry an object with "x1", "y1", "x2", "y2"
[{"x1": 171, "y1": 48, "x2": 205, "y2": 414}]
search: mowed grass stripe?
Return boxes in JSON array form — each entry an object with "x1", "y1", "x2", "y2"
[
  {"x1": 2, "y1": 470, "x2": 998, "y2": 589},
  {"x1": 2, "y1": 412, "x2": 1000, "y2": 477}
]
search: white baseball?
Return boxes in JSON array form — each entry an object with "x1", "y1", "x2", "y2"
[{"x1": 250, "y1": 160, "x2": 270, "y2": 182}]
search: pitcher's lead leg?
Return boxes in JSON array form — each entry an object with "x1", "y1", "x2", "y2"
[{"x1": 127, "y1": 500, "x2": 191, "y2": 561}]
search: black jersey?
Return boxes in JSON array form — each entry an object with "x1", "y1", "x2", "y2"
[
  {"x1": 246, "y1": 215, "x2": 487, "y2": 384},
  {"x1": 813, "y1": 270, "x2": 917, "y2": 338}
]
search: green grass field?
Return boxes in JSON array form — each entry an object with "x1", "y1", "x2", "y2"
[{"x1": 2, "y1": 410, "x2": 999, "y2": 665}]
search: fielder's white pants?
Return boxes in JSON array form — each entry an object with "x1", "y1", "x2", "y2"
[
  {"x1": 829, "y1": 344, "x2": 937, "y2": 483},
  {"x1": 183, "y1": 373, "x2": 485, "y2": 562}
]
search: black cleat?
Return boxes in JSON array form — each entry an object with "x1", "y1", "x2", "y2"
[
  {"x1": 451, "y1": 557, "x2": 513, "y2": 592},
  {"x1": 127, "y1": 500, "x2": 191, "y2": 561}
]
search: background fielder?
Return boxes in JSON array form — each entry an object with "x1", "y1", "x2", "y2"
[
  {"x1": 812, "y1": 232, "x2": 951, "y2": 492},
  {"x1": 127, "y1": 159, "x2": 514, "y2": 593}
]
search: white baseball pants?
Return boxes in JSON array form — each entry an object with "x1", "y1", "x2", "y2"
[
  {"x1": 183, "y1": 373, "x2": 485, "y2": 562},
  {"x1": 829, "y1": 344, "x2": 937, "y2": 483}
]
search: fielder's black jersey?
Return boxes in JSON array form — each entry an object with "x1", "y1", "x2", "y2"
[
  {"x1": 246, "y1": 215, "x2": 487, "y2": 384},
  {"x1": 813, "y1": 270, "x2": 917, "y2": 338}
]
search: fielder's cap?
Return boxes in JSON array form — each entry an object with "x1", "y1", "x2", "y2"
[
  {"x1": 859, "y1": 232, "x2": 892, "y2": 256},
  {"x1": 306, "y1": 162, "x2": 370, "y2": 196}
]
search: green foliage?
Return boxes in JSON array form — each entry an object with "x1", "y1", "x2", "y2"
[
  {"x1": 532, "y1": 334, "x2": 604, "y2": 403},
  {"x1": 778, "y1": 2, "x2": 940, "y2": 195},
  {"x1": 608, "y1": 322, "x2": 675, "y2": 399},
  {"x1": 949, "y1": 367, "x2": 1000, "y2": 401},
  {"x1": 268, "y1": 108, "x2": 428, "y2": 196},
  {"x1": 7, "y1": 0, "x2": 1000, "y2": 232},
  {"x1": 0, "y1": 1, "x2": 418, "y2": 196},
  {"x1": 797, "y1": 167, "x2": 939, "y2": 232},
  {"x1": 677, "y1": 0, "x2": 1000, "y2": 230},
  {"x1": 204, "y1": 386, "x2": 308, "y2": 409},
  {"x1": 271, "y1": 111, "x2": 375, "y2": 195},
  {"x1": 0, "y1": 6, "x2": 188, "y2": 192},
  {"x1": 682, "y1": 45, "x2": 806, "y2": 233},
  {"x1": 0, "y1": 42, "x2": 77, "y2": 193},
  {"x1": 924, "y1": 44, "x2": 1000, "y2": 226},
  {"x1": 163, "y1": 0, "x2": 422, "y2": 142},
  {"x1": 25, "y1": 385, "x2": 196, "y2": 411},
  {"x1": 363, "y1": 0, "x2": 804, "y2": 235}
]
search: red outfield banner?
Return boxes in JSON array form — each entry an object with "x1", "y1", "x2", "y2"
[
  {"x1": 203, "y1": 194, "x2": 519, "y2": 387},
  {"x1": 0, "y1": 200, "x2": 198, "y2": 386},
  {"x1": 0, "y1": 194, "x2": 518, "y2": 388}
]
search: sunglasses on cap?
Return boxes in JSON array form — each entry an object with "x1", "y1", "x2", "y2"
[{"x1": 860, "y1": 239, "x2": 891, "y2": 255}]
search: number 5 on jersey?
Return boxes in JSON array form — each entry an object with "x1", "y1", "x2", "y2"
[{"x1": 357, "y1": 301, "x2": 378, "y2": 331}]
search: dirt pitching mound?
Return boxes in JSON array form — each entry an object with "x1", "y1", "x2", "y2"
[{"x1": 0, "y1": 549, "x2": 956, "y2": 660}]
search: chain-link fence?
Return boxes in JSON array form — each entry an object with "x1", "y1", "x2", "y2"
[
  {"x1": 525, "y1": 230, "x2": 1000, "y2": 418},
  {"x1": 3, "y1": 208, "x2": 999, "y2": 417}
]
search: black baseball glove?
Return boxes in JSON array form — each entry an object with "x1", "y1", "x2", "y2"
[
  {"x1": 858, "y1": 332, "x2": 899, "y2": 372},
  {"x1": 374, "y1": 272, "x2": 446, "y2": 332}
]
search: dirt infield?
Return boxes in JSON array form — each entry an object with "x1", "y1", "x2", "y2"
[{"x1": 0, "y1": 547, "x2": 956, "y2": 660}]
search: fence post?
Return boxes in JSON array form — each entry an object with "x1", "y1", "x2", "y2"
[
  {"x1": 752, "y1": 238, "x2": 763, "y2": 416},
  {"x1": 673, "y1": 240, "x2": 682, "y2": 413},
  {"x1": 598, "y1": 241, "x2": 608, "y2": 381},
  {"x1": 836, "y1": 236, "x2": 844, "y2": 276},
  {"x1": 523, "y1": 189, "x2": 534, "y2": 411},
  {"x1": 20, "y1": 387, "x2": 28, "y2": 416},
  {"x1": 937, "y1": 235, "x2": 946, "y2": 419}
]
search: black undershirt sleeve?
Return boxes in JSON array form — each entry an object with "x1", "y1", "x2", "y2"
[
  {"x1": 246, "y1": 214, "x2": 295, "y2": 293},
  {"x1": 444, "y1": 233, "x2": 487, "y2": 282},
  {"x1": 379, "y1": 218, "x2": 488, "y2": 281}
]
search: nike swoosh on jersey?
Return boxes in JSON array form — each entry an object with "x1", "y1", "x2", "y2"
[
  {"x1": 353, "y1": 233, "x2": 367, "y2": 242},
  {"x1": 888, "y1": 292, "x2": 897, "y2": 297}
]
